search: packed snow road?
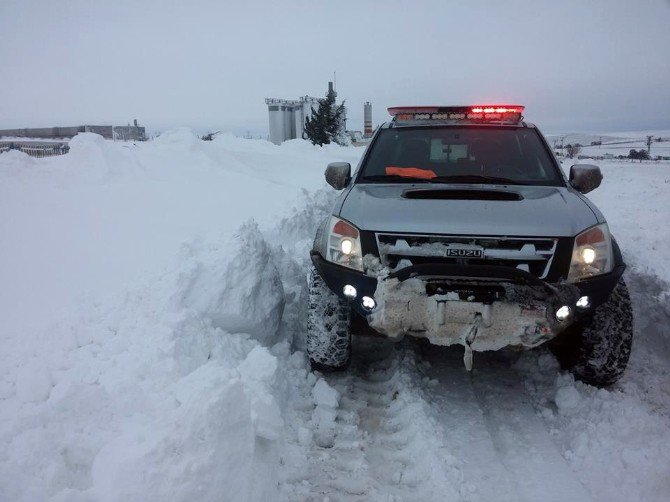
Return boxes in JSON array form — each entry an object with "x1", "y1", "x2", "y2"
[
  {"x1": 0, "y1": 132, "x2": 669, "y2": 501},
  {"x1": 281, "y1": 282, "x2": 670, "y2": 502},
  {"x1": 295, "y1": 339, "x2": 595, "y2": 502}
]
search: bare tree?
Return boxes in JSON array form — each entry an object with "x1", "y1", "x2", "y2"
[{"x1": 565, "y1": 144, "x2": 582, "y2": 159}]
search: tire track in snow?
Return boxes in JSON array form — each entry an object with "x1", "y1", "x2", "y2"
[
  {"x1": 418, "y1": 345, "x2": 594, "y2": 502},
  {"x1": 403, "y1": 344, "x2": 520, "y2": 502},
  {"x1": 288, "y1": 337, "x2": 595, "y2": 501},
  {"x1": 290, "y1": 337, "x2": 469, "y2": 501},
  {"x1": 331, "y1": 338, "x2": 465, "y2": 501}
]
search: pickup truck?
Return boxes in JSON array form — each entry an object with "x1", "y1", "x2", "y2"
[{"x1": 308, "y1": 105, "x2": 632, "y2": 386}]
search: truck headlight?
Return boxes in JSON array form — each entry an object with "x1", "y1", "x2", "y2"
[
  {"x1": 323, "y1": 216, "x2": 363, "y2": 271},
  {"x1": 567, "y1": 223, "x2": 613, "y2": 282}
]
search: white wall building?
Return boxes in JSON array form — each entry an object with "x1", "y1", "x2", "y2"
[{"x1": 265, "y1": 96, "x2": 319, "y2": 144}]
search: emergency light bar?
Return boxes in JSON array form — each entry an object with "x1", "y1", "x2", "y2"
[{"x1": 388, "y1": 105, "x2": 525, "y2": 123}]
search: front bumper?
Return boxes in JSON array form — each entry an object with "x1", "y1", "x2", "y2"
[{"x1": 311, "y1": 252, "x2": 625, "y2": 350}]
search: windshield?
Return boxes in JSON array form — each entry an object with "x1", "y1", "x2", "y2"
[{"x1": 359, "y1": 127, "x2": 563, "y2": 186}]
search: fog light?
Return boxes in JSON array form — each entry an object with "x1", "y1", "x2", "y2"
[
  {"x1": 576, "y1": 296, "x2": 590, "y2": 309},
  {"x1": 343, "y1": 284, "x2": 357, "y2": 299},
  {"x1": 555, "y1": 305, "x2": 572, "y2": 322},
  {"x1": 361, "y1": 296, "x2": 376, "y2": 311}
]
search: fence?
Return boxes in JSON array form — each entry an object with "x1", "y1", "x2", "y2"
[{"x1": 0, "y1": 141, "x2": 70, "y2": 158}]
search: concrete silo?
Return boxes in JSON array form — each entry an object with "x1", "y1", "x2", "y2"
[
  {"x1": 283, "y1": 105, "x2": 294, "y2": 141},
  {"x1": 364, "y1": 102, "x2": 373, "y2": 138},
  {"x1": 266, "y1": 96, "x2": 319, "y2": 144},
  {"x1": 266, "y1": 99, "x2": 286, "y2": 145}
]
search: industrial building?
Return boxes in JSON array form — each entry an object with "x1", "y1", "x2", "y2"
[
  {"x1": 0, "y1": 120, "x2": 146, "y2": 141},
  {"x1": 265, "y1": 84, "x2": 377, "y2": 145},
  {"x1": 265, "y1": 96, "x2": 319, "y2": 144},
  {"x1": 112, "y1": 121, "x2": 146, "y2": 141},
  {"x1": 266, "y1": 82, "x2": 351, "y2": 145}
]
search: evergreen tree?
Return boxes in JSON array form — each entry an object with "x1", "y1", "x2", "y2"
[
  {"x1": 303, "y1": 102, "x2": 329, "y2": 146},
  {"x1": 304, "y1": 84, "x2": 347, "y2": 146}
]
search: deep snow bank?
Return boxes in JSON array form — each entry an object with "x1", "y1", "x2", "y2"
[
  {"x1": 0, "y1": 131, "x2": 359, "y2": 335},
  {"x1": 177, "y1": 221, "x2": 285, "y2": 341},
  {"x1": 0, "y1": 132, "x2": 361, "y2": 501},
  {"x1": 0, "y1": 223, "x2": 287, "y2": 501}
]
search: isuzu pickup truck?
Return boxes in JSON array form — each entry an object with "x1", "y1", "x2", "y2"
[{"x1": 308, "y1": 105, "x2": 632, "y2": 386}]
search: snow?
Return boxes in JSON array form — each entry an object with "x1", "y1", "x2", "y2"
[
  {"x1": 1, "y1": 130, "x2": 669, "y2": 501},
  {"x1": 310, "y1": 379, "x2": 340, "y2": 448},
  {"x1": 580, "y1": 161, "x2": 670, "y2": 281},
  {"x1": 554, "y1": 381, "x2": 583, "y2": 412},
  {"x1": 0, "y1": 131, "x2": 358, "y2": 502},
  {"x1": 176, "y1": 222, "x2": 285, "y2": 341},
  {"x1": 545, "y1": 130, "x2": 670, "y2": 158}
]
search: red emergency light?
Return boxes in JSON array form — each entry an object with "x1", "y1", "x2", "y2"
[{"x1": 388, "y1": 105, "x2": 525, "y2": 123}]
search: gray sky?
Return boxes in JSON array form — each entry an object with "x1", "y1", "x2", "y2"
[{"x1": 1, "y1": 0, "x2": 669, "y2": 136}]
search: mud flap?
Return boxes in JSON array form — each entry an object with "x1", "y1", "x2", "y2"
[{"x1": 462, "y1": 313, "x2": 483, "y2": 371}]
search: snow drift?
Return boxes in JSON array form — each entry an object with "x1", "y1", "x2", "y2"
[
  {"x1": 0, "y1": 132, "x2": 358, "y2": 502},
  {"x1": 176, "y1": 222, "x2": 285, "y2": 341},
  {"x1": 1, "y1": 132, "x2": 669, "y2": 501}
]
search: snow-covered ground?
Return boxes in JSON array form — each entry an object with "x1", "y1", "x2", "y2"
[
  {"x1": 0, "y1": 132, "x2": 668, "y2": 501},
  {"x1": 545, "y1": 130, "x2": 670, "y2": 159}
]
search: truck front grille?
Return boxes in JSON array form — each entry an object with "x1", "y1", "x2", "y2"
[{"x1": 376, "y1": 233, "x2": 557, "y2": 279}]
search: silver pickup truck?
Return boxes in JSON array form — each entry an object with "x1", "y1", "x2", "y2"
[{"x1": 308, "y1": 105, "x2": 632, "y2": 386}]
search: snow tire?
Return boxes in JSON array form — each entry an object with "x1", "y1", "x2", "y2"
[
  {"x1": 306, "y1": 266, "x2": 352, "y2": 371},
  {"x1": 552, "y1": 278, "x2": 633, "y2": 387}
]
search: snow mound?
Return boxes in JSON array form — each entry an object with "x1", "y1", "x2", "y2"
[
  {"x1": 91, "y1": 349, "x2": 281, "y2": 502},
  {"x1": 0, "y1": 134, "x2": 362, "y2": 501},
  {"x1": 68, "y1": 131, "x2": 107, "y2": 149},
  {"x1": 67, "y1": 132, "x2": 142, "y2": 182},
  {"x1": 176, "y1": 222, "x2": 284, "y2": 342},
  {"x1": 0, "y1": 149, "x2": 37, "y2": 169},
  {"x1": 0, "y1": 233, "x2": 286, "y2": 501},
  {"x1": 152, "y1": 128, "x2": 203, "y2": 152}
]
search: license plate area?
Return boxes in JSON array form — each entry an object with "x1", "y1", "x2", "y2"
[{"x1": 425, "y1": 281, "x2": 504, "y2": 304}]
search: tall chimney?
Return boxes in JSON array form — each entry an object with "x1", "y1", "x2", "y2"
[
  {"x1": 328, "y1": 81, "x2": 335, "y2": 97},
  {"x1": 364, "y1": 102, "x2": 372, "y2": 138}
]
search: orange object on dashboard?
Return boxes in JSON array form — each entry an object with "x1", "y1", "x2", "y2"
[{"x1": 385, "y1": 166, "x2": 437, "y2": 179}]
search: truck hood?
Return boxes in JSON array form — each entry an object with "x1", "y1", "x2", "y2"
[{"x1": 338, "y1": 184, "x2": 599, "y2": 237}]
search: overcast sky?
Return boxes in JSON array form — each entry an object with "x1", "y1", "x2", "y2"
[{"x1": 1, "y1": 0, "x2": 669, "y2": 136}]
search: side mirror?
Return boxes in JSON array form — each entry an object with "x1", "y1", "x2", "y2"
[
  {"x1": 569, "y1": 164, "x2": 602, "y2": 194},
  {"x1": 325, "y1": 162, "x2": 351, "y2": 190}
]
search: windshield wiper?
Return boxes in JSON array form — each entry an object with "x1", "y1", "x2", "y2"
[
  {"x1": 431, "y1": 175, "x2": 529, "y2": 186},
  {"x1": 361, "y1": 174, "x2": 434, "y2": 183}
]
